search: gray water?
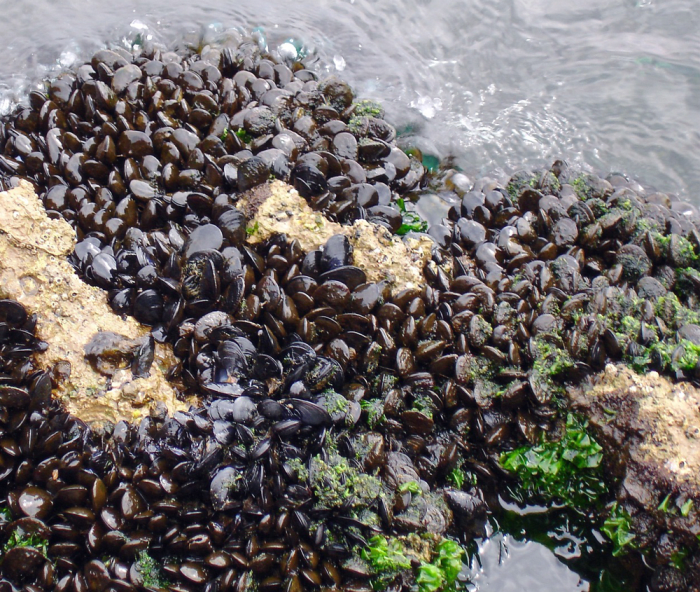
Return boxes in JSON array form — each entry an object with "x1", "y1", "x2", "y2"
[
  {"x1": 1, "y1": 0, "x2": 699, "y2": 200},
  {"x1": 0, "y1": 0, "x2": 688, "y2": 588}
]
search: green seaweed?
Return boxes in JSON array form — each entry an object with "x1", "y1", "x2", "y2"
[
  {"x1": 246, "y1": 221, "x2": 259, "y2": 237},
  {"x1": 447, "y1": 466, "x2": 467, "y2": 489},
  {"x1": 416, "y1": 539, "x2": 466, "y2": 592},
  {"x1": 601, "y1": 503, "x2": 636, "y2": 557},
  {"x1": 136, "y1": 550, "x2": 170, "y2": 589},
  {"x1": 360, "y1": 398, "x2": 386, "y2": 429},
  {"x1": 571, "y1": 175, "x2": 595, "y2": 200},
  {"x1": 412, "y1": 390, "x2": 437, "y2": 419},
  {"x1": 399, "y1": 480, "x2": 423, "y2": 495},
  {"x1": 309, "y1": 451, "x2": 385, "y2": 510},
  {"x1": 670, "y1": 547, "x2": 690, "y2": 571},
  {"x1": 352, "y1": 99, "x2": 384, "y2": 118},
  {"x1": 347, "y1": 116, "x2": 365, "y2": 136},
  {"x1": 505, "y1": 171, "x2": 538, "y2": 199},
  {"x1": 532, "y1": 338, "x2": 575, "y2": 379},
  {"x1": 319, "y1": 389, "x2": 349, "y2": 415},
  {"x1": 657, "y1": 493, "x2": 673, "y2": 514},
  {"x1": 500, "y1": 413, "x2": 607, "y2": 508},
  {"x1": 361, "y1": 535, "x2": 411, "y2": 573},
  {"x1": 235, "y1": 127, "x2": 252, "y2": 144},
  {"x1": 0, "y1": 506, "x2": 11, "y2": 522},
  {"x1": 2, "y1": 527, "x2": 49, "y2": 558},
  {"x1": 681, "y1": 499, "x2": 694, "y2": 517},
  {"x1": 395, "y1": 197, "x2": 428, "y2": 235},
  {"x1": 416, "y1": 564, "x2": 444, "y2": 592},
  {"x1": 286, "y1": 457, "x2": 309, "y2": 482}
]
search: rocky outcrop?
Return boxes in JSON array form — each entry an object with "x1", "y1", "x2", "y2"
[
  {"x1": 0, "y1": 181, "x2": 192, "y2": 424},
  {"x1": 241, "y1": 180, "x2": 434, "y2": 291},
  {"x1": 572, "y1": 364, "x2": 700, "y2": 590}
]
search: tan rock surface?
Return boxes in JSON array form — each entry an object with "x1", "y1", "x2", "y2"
[
  {"x1": 241, "y1": 181, "x2": 433, "y2": 291},
  {"x1": 0, "y1": 181, "x2": 191, "y2": 424},
  {"x1": 572, "y1": 363, "x2": 700, "y2": 502}
]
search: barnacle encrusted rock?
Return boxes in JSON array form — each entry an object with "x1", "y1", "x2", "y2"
[
  {"x1": 0, "y1": 181, "x2": 190, "y2": 424},
  {"x1": 573, "y1": 364, "x2": 700, "y2": 499},
  {"x1": 241, "y1": 180, "x2": 434, "y2": 291}
]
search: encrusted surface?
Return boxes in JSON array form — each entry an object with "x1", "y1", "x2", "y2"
[
  {"x1": 573, "y1": 363, "x2": 700, "y2": 501},
  {"x1": 242, "y1": 180, "x2": 433, "y2": 291},
  {"x1": 0, "y1": 181, "x2": 190, "y2": 424}
]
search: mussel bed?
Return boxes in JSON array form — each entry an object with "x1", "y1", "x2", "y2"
[{"x1": 1, "y1": 34, "x2": 700, "y2": 592}]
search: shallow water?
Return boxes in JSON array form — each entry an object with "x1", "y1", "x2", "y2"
[
  {"x1": 1, "y1": 0, "x2": 699, "y2": 200},
  {"x1": 465, "y1": 532, "x2": 588, "y2": 592},
  {"x1": 0, "y1": 0, "x2": 685, "y2": 588}
]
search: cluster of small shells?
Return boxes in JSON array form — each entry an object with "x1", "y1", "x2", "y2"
[{"x1": 1, "y1": 33, "x2": 700, "y2": 592}]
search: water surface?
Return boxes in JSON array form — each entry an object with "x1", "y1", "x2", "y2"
[{"x1": 1, "y1": 0, "x2": 698, "y2": 199}]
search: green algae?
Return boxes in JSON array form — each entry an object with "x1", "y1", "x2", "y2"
[
  {"x1": 245, "y1": 220, "x2": 259, "y2": 237},
  {"x1": 136, "y1": 550, "x2": 169, "y2": 589},
  {"x1": 396, "y1": 197, "x2": 428, "y2": 235},
  {"x1": 500, "y1": 413, "x2": 607, "y2": 508},
  {"x1": 2, "y1": 527, "x2": 48, "y2": 558},
  {"x1": 533, "y1": 338, "x2": 575, "y2": 379},
  {"x1": 360, "y1": 398, "x2": 386, "y2": 429},
  {"x1": 601, "y1": 503, "x2": 636, "y2": 557},
  {"x1": 318, "y1": 388, "x2": 350, "y2": 417},
  {"x1": 411, "y1": 390, "x2": 437, "y2": 418},
  {"x1": 347, "y1": 116, "x2": 365, "y2": 136},
  {"x1": 309, "y1": 451, "x2": 385, "y2": 510},
  {"x1": 416, "y1": 539, "x2": 466, "y2": 592},
  {"x1": 235, "y1": 127, "x2": 252, "y2": 144},
  {"x1": 571, "y1": 175, "x2": 597, "y2": 201},
  {"x1": 399, "y1": 480, "x2": 423, "y2": 495},
  {"x1": 361, "y1": 535, "x2": 467, "y2": 592},
  {"x1": 286, "y1": 456, "x2": 309, "y2": 482},
  {"x1": 362, "y1": 535, "x2": 412, "y2": 573},
  {"x1": 352, "y1": 99, "x2": 385, "y2": 118}
]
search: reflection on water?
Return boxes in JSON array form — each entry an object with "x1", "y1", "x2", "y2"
[
  {"x1": 465, "y1": 530, "x2": 589, "y2": 592},
  {"x1": 0, "y1": 0, "x2": 699, "y2": 199}
]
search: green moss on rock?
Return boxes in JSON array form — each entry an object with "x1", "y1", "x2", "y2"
[{"x1": 309, "y1": 451, "x2": 386, "y2": 510}]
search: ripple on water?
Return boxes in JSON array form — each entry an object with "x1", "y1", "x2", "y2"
[{"x1": 0, "y1": 0, "x2": 699, "y2": 198}]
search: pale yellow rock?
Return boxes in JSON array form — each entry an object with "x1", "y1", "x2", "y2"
[
  {"x1": 573, "y1": 363, "x2": 700, "y2": 497},
  {"x1": 241, "y1": 181, "x2": 433, "y2": 291},
  {"x1": 0, "y1": 181, "x2": 192, "y2": 424}
]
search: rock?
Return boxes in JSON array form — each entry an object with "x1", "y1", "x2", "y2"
[
  {"x1": 679, "y1": 324, "x2": 700, "y2": 346},
  {"x1": 238, "y1": 180, "x2": 434, "y2": 291},
  {"x1": 572, "y1": 364, "x2": 700, "y2": 496},
  {"x1": 0, "y1": 182, "x2": 193, "y2": 425},
  {"x1": 570, "y1": 364, "x2": 700, "y2": 582}
]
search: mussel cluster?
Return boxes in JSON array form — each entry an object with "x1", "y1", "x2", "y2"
[{"x1": 1, "y1": 34, "x2": 700, "y2": 592}]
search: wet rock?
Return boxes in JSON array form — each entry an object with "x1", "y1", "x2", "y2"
[
  {"x1": 19, "y1": 486, "x2": 53, "y2": 519},
  {"x1": 332, "y1": 132, "x2": 358, "y2": 160},
  {"x1": 112, "y1": 64, "x2": 142, "y2": 95},
  {"x1": 0, "y1": 182, "x2": 191, "y2": 424},
  {"x1": 238, "y1": 156, "x2": 271, "y2": 191},
  {"x1": 2, "y1": 547, "x2": 45, "y2": 581},
  {"x1": 551, "y1": 217, "x2": 578, "y2": 247},
  {"x1": 571, "y1": 364, "x2": 700, "y2": 580},
  {"x1": 184, "y1": 224, "x2": 224, "y2": 259},
  {"x1": 678, "y1": 324, "x2": 700, "y2": 346},
  {"x1": 239, "y1": 181, "x2": 433, "y2": 291}
]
